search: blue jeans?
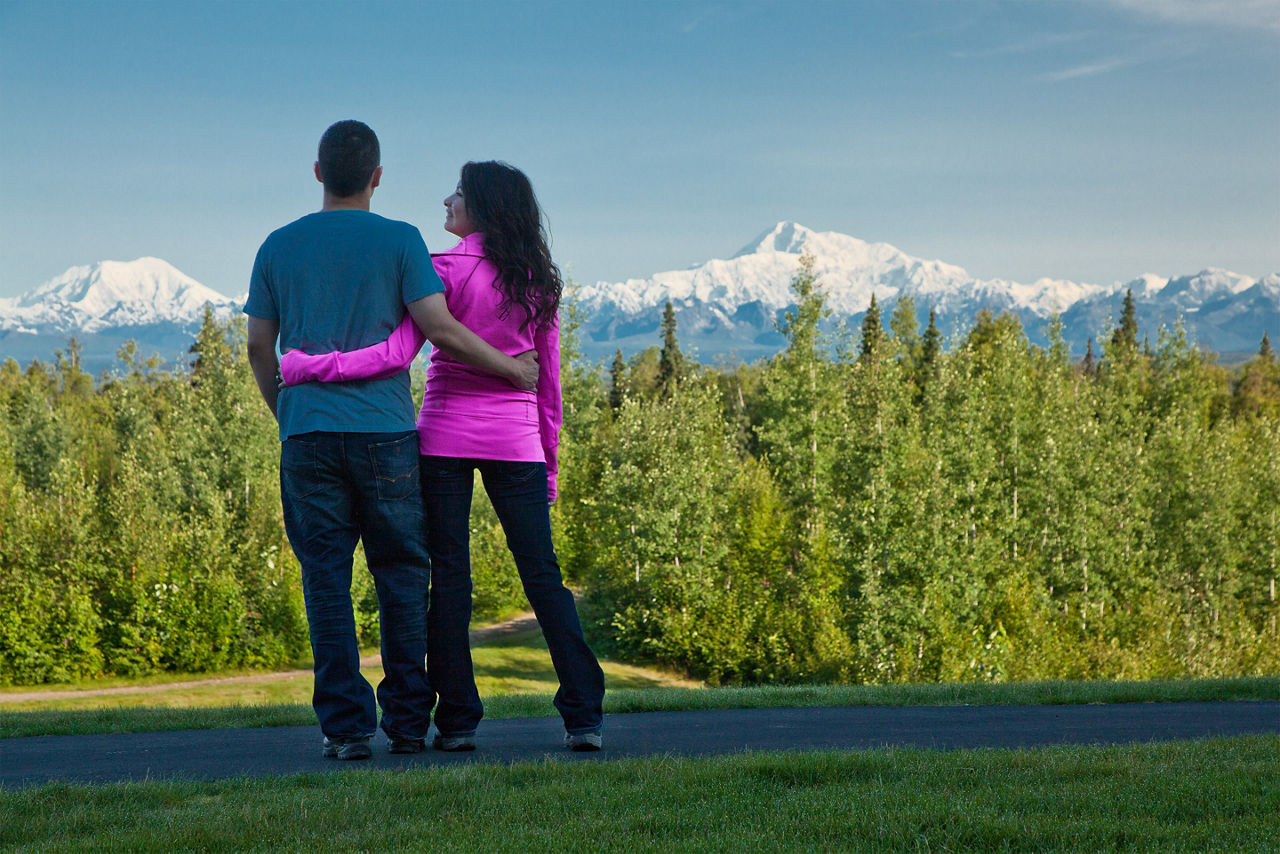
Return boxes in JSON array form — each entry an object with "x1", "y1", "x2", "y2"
[
  {"x1": 421, "y1": 456, "x2": 604, "y2": 736},
  {"x1": 280, "y1": 431, "x2": 432, "y2": 741}
]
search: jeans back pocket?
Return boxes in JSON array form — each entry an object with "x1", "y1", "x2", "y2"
[
  {"x1": 369, "y1": 434, "x2": 420, "y2": 502},
  {"x1": 280, "y1": 437, "x2": 324, "y2": 500}
]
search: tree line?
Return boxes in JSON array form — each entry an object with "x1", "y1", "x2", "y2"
[
  {"x1": 559, "y1": 261, "x2": 1280, "y2": 684},
  {"x1": 1, "y1": 266, "x2": 1278, "y2": 686}
]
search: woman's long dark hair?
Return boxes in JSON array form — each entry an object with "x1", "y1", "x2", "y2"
[{"x1": 459, "y1": 161, "x2": 562, "y2": 332}]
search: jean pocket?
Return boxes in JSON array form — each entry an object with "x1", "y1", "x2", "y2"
[
  {"x1": 493, "y1": 460, "x2": 543, "y2": 485},
  {"x1": 509, "y1": 461, "x2": 542, "y2": 482},
  {"x1": 419, "y1": 454, "x2": 467, "y2": 481},
  {"x1": 370, "y1": 434, "x2": 420, "y2": 502},
  {"x1": 280, "y1": 437, "x2": 324, "y2": 500}
]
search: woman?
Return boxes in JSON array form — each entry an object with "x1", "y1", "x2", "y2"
[{"x1": 280, "y1": 161, "x2": 605, "y2": 751}]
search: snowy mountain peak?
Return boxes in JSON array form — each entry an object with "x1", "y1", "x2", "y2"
[
  {"x1": 733, "y1": 221, "x2": 817, "y2": 257},
  {"x1": 1158, "y1": 268, "x2": 1256, "y2": 306},
  {"x1": 578, "y1": 223, "x2": 991, "y2": 317},
  {"x1": 572, "y1": 223, "x2": 1279, "y2": 360},
  {"x1": 3, "y1": 258, "x2": 238, "y2": 335},
  {"x1": 19, "y1": 257, "x2": 224, "y2": 310},
  {"x1": 1124, "y1": 273, "x2": 1170, "y2": 297}
]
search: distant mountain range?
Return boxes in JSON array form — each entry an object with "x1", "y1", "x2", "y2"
[
  {"x1": 0, "y1": 258, "x2": 242, "y2": 374},
  {"x1": 3, "y1": 227, "x2": 1277, "y2": 374},
  {"x1": 573, "y1": 222, "x2": 1280, "y2": 361}
]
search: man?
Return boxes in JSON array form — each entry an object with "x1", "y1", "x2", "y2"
[{"x1": 245, "y1": 120, "x2": 537, "y2": 760}]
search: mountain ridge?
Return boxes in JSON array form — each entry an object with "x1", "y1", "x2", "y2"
[
  {"x1": 2, "y1": 228, "x2": 1276, "y2": 371},
  {"x1": 1, "y1": 257, "x2": 241, "y2": 335},
  {"x1": 573, "y1": 221, "x2": 1276, "y2": 359}
]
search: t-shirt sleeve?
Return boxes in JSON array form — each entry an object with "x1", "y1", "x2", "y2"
[
  {"x1": 401, "y1": 227, "x2": 446, "y2": 304},
  {"x1": 243, "y1": 242, "x2": 279, "y2": 320}
]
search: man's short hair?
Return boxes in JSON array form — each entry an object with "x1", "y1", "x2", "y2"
[{"x1": 317, "y1": 120, "x2": 380, "y2": 198}]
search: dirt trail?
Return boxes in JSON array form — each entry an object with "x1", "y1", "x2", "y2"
[{"x1": 0, "y1": 613, "x2": 540, "y2": 705}]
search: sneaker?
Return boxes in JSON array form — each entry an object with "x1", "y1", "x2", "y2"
[
  {"x1": 433, "y1": 733, "x2": 477, "y2": 752},
  {"x1": 322, "y1": 736, "x2": 372, "y2": 761},
  {"x1": 564, "y1": 730, "x2": 602, "y2": 752},
  {"x1": 388, "y1": 736, "x2": 426, "y2": 755}
]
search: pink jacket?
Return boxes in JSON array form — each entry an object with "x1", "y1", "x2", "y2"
[{"x1": 279, "y1": 233, "x2": 563, "y2": 502}]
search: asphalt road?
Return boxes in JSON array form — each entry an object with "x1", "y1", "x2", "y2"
[{"x1": 3, "y1": 701, "x2": 1277, "y2": 789}]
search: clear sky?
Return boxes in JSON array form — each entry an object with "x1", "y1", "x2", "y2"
[{"x1": 1, "y1": 0, "x2": 1277, "y2": 299}]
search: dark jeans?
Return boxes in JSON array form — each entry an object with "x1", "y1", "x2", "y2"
[
  {"x1": 421, "y1": 455, "x2": 605, "y2": 736},
  {"x1": 280, "y1": 431, "x2": 432, "y2": 741}
]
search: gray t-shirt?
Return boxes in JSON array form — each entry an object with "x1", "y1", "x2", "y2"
[{"x1": 244, "y1": 210, "x2": 443, "y2": 440}]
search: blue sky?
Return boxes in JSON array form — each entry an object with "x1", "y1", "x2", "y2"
[{"x1": 1, "y1": 0, "x2": 1277, "y2": 299}]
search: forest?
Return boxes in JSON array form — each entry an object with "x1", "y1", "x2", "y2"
[{"x1": 2, "y1": 256, "x2": 1278, "y2": 686}]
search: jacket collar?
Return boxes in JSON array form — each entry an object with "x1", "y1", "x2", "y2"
[{"x1": 448, "y1": 232, "x2": 485, "y2": 256}]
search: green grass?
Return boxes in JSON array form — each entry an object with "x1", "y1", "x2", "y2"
[
  {"x1": 2, "y1": 737, "x2": 1276, "y2": 851},
  {"x1": 0, "y1": 627, "x2": 696, "y2": 736},
  {"x1": 3, "y1": 625, "x2": 1277, "y2": 739},
  {"x1": 0, "y1": 627, "x2": 694, "y2": 714}
]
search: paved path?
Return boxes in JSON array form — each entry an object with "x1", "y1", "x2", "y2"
[{"x1": 3, "y1": 701, "x2": 1277, "y2": 789}]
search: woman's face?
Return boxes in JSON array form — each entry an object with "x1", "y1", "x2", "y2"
[{"x1": 443, "y1": 183, "x2": 477, "y2": 238}]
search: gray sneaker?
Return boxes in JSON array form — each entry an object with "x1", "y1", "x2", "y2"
[
  {"x1": 433, "y1": 733, "x2": 477, "y2": 752},
  {"x1": 564, "y1": 730, "x2": 602, "y2": 752},
  {"x1": 322, "y1": 736, "x2": 372, "y2": 761}
]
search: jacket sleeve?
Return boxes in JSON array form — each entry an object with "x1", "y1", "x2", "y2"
[
  {"x1": 535, "y1": 315, "x2": 563, "y2": 504},
  {"x1": 278, "y1": 314, "x2": 427, "y2": 385}
]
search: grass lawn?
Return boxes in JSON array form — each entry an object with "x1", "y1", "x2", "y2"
[
  {"x1": 0, "y1": 627, "x2": 695, "y2": 712},
  {"x1": 0, "y1": 626, "x2": 697, "y2": 736},
  {"x1": 3, "y1": 670, "x2": 1278, "y2": 740},
  {"x1": 3, "y1": 633, "x2": 1277, "y2": 850},
  {"x1": 2, "y1": 737, "x2": 1276, "y2": 851},
  {"x1": 2, "y1": 621, "x2": 1278, "y2": 739}
]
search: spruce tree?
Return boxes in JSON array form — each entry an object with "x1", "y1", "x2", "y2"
[
  {"x1": 1110, "y1": 288, "x2": 1139, "y2": 353},
  {"x1": 918, "y1": 308, "x2": 943, "y2": 399},
  {"x1": 1260, "y1": 331, "x2": 1274, "y2": 360},
  {"x1": 657, "y1": 300, "x2": 683, "y2": 396},
  {"x1": 858, "y1": 293, "x2": 883, "y2": 362},
  {"x1": 921, "y1": 308, "x2": 941, "y2": 369},
  {"x1": 608, "y1": 349, "x2": 626, "y2": 411}
]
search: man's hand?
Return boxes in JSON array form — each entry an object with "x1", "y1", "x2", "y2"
[
  {"x1": 406, "y1": 293, "x2": 539, "y2": 390},
  {"x1": 514, "y1": 350, "x2": 539, "y2": 391}
]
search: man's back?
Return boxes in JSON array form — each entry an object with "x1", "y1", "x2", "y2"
[{"x1": 245, "y1": 210, "x2": 442, "y2": 439}]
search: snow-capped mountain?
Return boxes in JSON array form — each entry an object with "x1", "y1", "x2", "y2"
[
  {"x1": 574, "y1": 222, "x2": 1278, "y2": 360},
  {"x1": 0, "y1": 258, "x2": 242, "y2": 373},
  {"x1": 2, "y1": 232, "x2": 1275, "y2": 373},
  {"x1": 0, "y1": 257, "x2": 239, "y2": 335}
]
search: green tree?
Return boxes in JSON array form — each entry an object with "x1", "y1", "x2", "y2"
[
  {"x1": 1231, "y1": 333, "x2": 1280, "y2": 421},
  {"x1": 6, "y1": 368, "x2": 67, "y2": 493},
  {"x1": 1081, "y1": 338, "x2": 1097, "y2": 377},
  {"x1": 657, "y1": 300, "x2": 684, "y2": 396},
  {"x1": 750, "y1": 253, "x2": 853, "y2": 678},
  {"x1": 577, "y1": 385, "x2": 741, "y2": 675},
  {"x1": 755, "y1": 253, "x2": 842, "y2": 530},
  {"x1": 1110, "y1": 289, "x2": 1139, "y2": 354},
  {"x1": 608, "y1": 348, "x2": 626, "y2": 412},
  {"x1": 858, "y1": 294, "x2": 884, "y2": 363},
  {"x1": 919, "y1": 308, "x2": 943, "y2": 394}
]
